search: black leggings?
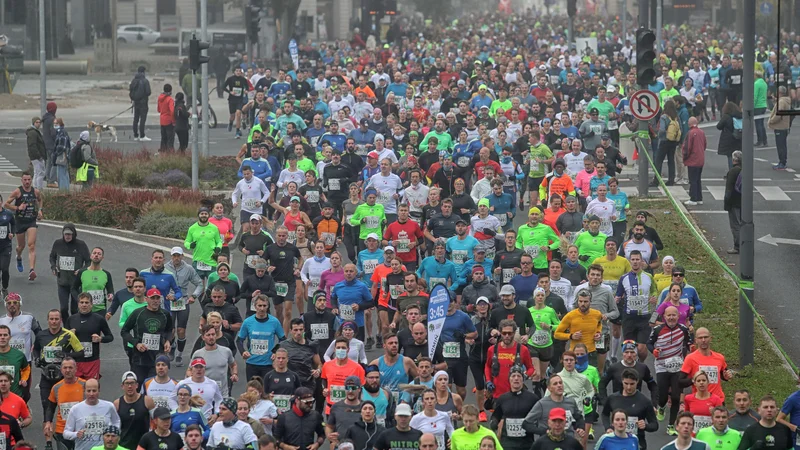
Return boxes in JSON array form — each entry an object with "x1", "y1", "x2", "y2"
[
  {"x1": 657, "y1": 371, "x2": 682, "y2": 425},
  {"x1": 57, "y1": 284, "x2": 78, "y2": 321},
  {"x1": 0, "y1": 246, "x2": 10, "y2": 289},
  {"x1": 343, "y1": 224, "x2": 359, "y2": 262},
  {"x1": 176, "y1": 129, "x2": 189, "y2": 151},
  {"x1": 468, "y1": 357, "x2": 487, "y2": 390}
]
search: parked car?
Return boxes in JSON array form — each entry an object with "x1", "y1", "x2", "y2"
[{"x1": 117, "y1": 25, "x2": 161, "y2": 45}]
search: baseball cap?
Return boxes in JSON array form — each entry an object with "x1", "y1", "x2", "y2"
[
  {"x1": 589, "y1": 108, "x2": 599, "y2": 114},
  {"x1": 345, "y1": 375, "x2": 362, "y2": 387},
  {"x1": 250, "y1": 213, "x2": 262, "y2": 222},
  {"x1": 549, "y1": 407, "x2": 567, "y2": 421},
  {"x1": 384, "y1": 246, "x2": 396, "y2": 253},
  {"x1": 455, "y1": 218, "x2": 468, "y2": 226},
  {"x1": 367, "y1": 151, "x2": 380, "y2": 159},
  {"x1": 153, "y1": 406, "x2": 171, "y2": 420},
  {"x1": 290, "y1": 196, "x2": 301, "y2": 203},
  {"x1": 190, "y1": 357, "x2": 207, "y2": 367},
  {"x1": 553, "y1": 158, "x2": 566, "y2": 168},
  {"x1": 499, "y1": 285, "x2": 516, "y2": 296},
  {"x1": 601, "y1": 133, "x2": 611, "y2": 140},
  {"x1": 476, "y1": 296, "x2": 490, "y2": 305},
  {"x1": 479, "y1": 104, "x2": 490, "y2": 110},
  {"x1": 396, "y1": 404, "x2": 413, "y2": 416},
  {"x1": 587, "y1": 214, "x2": 601, "y2": 223},
  {"x1": 170, "y1": 246, "x2": 183, "y2": 255},
  {"x1": 360, "y1": 118, "x2": 369, "y2": 126},
  {"x1": 121, "y1": 371, "x2": 137, "y2": 383},
  {"x1": 366, "y1": 233, "x2": 380, "y2": 241},
  {"x1": 146, "y1": 288, "x2": 161, "y2": 298},
  {"x1": 457, "y1": 79, "x2": 466, "y2": 85},
  {"x1": 606, "y1": 85, "x2": 617, "y2": 93}
]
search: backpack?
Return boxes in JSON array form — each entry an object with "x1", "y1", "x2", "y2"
[
  {"x1": 732, "y1": 117, "x2": 743, "y2": 140},
  {"x1": 69, "y1": 142, "x2": 85, "y2": 169},
  {"x1": 666, "y1": 117, "x2": 681, "y2": 142},
  {"x1": 130, "y1": 78, "x2": 147, "y2": 102}
]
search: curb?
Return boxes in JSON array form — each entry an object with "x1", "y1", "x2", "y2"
[{"x1": 41, "y1": 219, "x2": 185, "y2": 249}]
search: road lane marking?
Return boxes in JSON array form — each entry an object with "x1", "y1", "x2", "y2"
[
  {"x1": 756, "y1": 185, "x2": 792, "y2": 201},
  {"x1": 706, "y1": 186, "x2": 726, "y2": 200},
  {"x1": 691, "y1": 211, "x2": 800, "y2": 214},
  {"x1": 666, "y1": 185, "x2": 690, "y2": 201},
  {"x1": 38, "y1": 222, "x2": 194, "y2": 258}
]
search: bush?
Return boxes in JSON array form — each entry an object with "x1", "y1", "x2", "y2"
[
  {"x1": 148, "y1": 199, "x2": 200, "y2": 218},
  {"x1": 135, "y1": 211, "x2": 196, "y2": 239}
]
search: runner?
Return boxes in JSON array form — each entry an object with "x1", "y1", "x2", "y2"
[
  {"x1": 142, "y1": 355, "x2": 178, "y2": 412},
  {"x1": 236, "y1": 295, "x2": 284, "y2": 381},
  {"x1": 164, "y1": 247, "x2": 203, "y2": 366},
  {"x1": 5, "y1": 173, "x2": 42, "y2": 282},
  {"x1": 73, "y1": 248, "x2": 114, "y2": 315},
  {"x1": 49, "y1": 224, "x2": 91, "y2": 321},
  {"x1": 262, "y1": 226, "x2": 301, "y2": 333},
  {"x1": 232, "y1": 168, "x2": 270, "y2": 236},
  {"x1": 45, "y1": 358, "x2": 86, "y2": 450},
  {"x1": 0, "y1": 293, "x2": 38, "y2": 402},
  {"x1": 63, "y1": 379, "x2": 121, "y2": 450},
  {"x1": 184, "y1": 207, "x2": 223, "y2": 283},
  {"x1": 120, "y1": 288, "x2": 173, "y2": 383},
  {"x1": 0, "y1": 199, "x2": 14, "y2": 298},
  {"x1": 34, "y1": 310, "x2": 84, "y2": 414},
  {"x1": 65, "y1": 294, "x2": 113, "y2": 380}
]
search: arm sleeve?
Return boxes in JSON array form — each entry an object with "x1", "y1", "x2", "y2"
[
  {"x1": 100, "y1": 317, "x2": 114, "y2": 343},
  {"x1": 644, "y1": 404, "x2": 659, "y2": 432}
]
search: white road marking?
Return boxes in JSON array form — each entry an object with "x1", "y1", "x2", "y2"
[
  {"x1": 787, "y1": 168, "x2": 796, "y2": 173},
  {"x1": 38, "y1": 222, "x2": 194, "y2": 258},
  {"x1": 701, "y1": 178, "x2": 772, "y2": 182},
  {"x1": 0, "y1": 155, "x2": 20, "y2": 171},
  {"x1": 706, "y1": 186, "x2": 726, "y2": 200},
  {"x1": 756, "y1": 185, "x2": 792, "y2": 201},
  {"x1": 754, "y1": 157, "x2": 767, "y2": 162},
  {"x1": 666, "y1": 185, "x2": 690, "y2": 201}
]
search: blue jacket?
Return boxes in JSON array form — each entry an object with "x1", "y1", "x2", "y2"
[
  {"x1": 677, "y1": 105, "x2": 690, "y2": 141},
  {"x1": 331, "y1": 279, "x2": 375, "y2": 327},
  {"x1": 314, "y1": 101, "x2": 331, "y2": 120},
  {"x1": 386, "y1": 82, "x2": 409, "y2": 99},
  {"x1": 319, "y1": 132, "x2": 347, "y2": 151},
  {"x1": 719, "y1": 65, "x2": 730, "y2": 89},
  {"x1": 140, "y1": 266, "x2": 182, "y2": 312},
  {"x1": 469, "y1": 94, "x2": 493, "y2": 113},
  {"x1": 486, "y1": 192, "x2": 516, "y2": 219},
  {"x1": 238, "y1": 157, "x2": 271, "y2": 180},
  {"x1": 416, "y1": 256, "x2": 458, "y2": 288},
  {"x1": 453, "y1": 258, "x2": 494, "y2": 291},
  {"x1": 657, "y1": 282, "x2": 703, "y2": 312},
  {"x1": 349, "y1": 128, "x2": 377, "y2": 146}
]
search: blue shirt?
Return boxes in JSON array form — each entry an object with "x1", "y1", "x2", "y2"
[
  {"x1": 657, "y1": 283, "x2": 703, "y2": 312},
  {"x1": 590, "y1": 175, "x2": 611, "y2": 199},
  {"x1": 237, "y1": 314, "x2": 285, "y2": 366},
  {"x1": 486, "y1": 192, "x2": 516, "y2": 219},
  {"x1": 440, "y1": 310, "x2": 476, "y2": 359},
  {"x1": 331, "y1": 279, "x2": 373, "y2": 327},
  {"x1": 781, "y1": 390, "x2": 800, "y2": 447},
  {"x1": 561, "y1": 126, "x2": 580, "y2": 139},
  {"x1": 445, "y1": 235, "x2": 480, "y2": 275},
  {"x1": 606, "y1": 191, "x2": 630, "y2": 222},
  {"x1": 386, "y1": 82, "x2": 409, "y2": 99},
  {"x1": 356, "y1": 249, "x2": 384, "y2": 287},
  {"x1": 349, "y1": 128, "x2": 377, "y2": 146},
  {"x1": 509, "y1": 273, "x2": 539, "y2": 304},
  {"x1": 416, "y1": 256, "x2": 457, "y2": 287},
  {"x1": 595, "y1": 433, "x2": 639, "y2": 450},
  {"x1": 455, "y1": 258, "x2": 494, "y2": 290},
  {"x1": 378, "y1": 355, "x2": 409, "y2": 396},
  {"x1": 140, "y1": 267, "x2": 182, "y2": 312}
]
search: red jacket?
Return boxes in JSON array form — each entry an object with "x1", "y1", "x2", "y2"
[
  {"x1": 682, "y1": 126, "x2": 706, "y2": 167},
  {"x1": 157, "y1": 93, "x2": 175, "y2": 126},
  {"x1": 484, "y1": 342, "x2": 535, "y2": 398}
]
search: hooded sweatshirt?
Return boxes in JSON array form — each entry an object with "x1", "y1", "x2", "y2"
[
  {"x1": 42, "y1": 102, "x2": 57, "y2": 152},
  {"x1": 340, "y1": 419, "x2": 385, "y2": 450},
  {"x1": 48, "y1": 224, "x2": 91, "y2": 287},
  {"x1": 158, "y1": 93, "x2": 175, "y2": 126}
]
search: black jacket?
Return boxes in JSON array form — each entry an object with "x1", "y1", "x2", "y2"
[
  {"x1": 129, "y1": 72, "x2": 151, "y2": 104},
  {"x1": 48, "y1": 223, "x2": 91, "y2": 287},
  {"x1": 724, "y1": 164, "x2": 742, "y2": 211},
  {"x1": 340, "y1": 420, "x2": 386, "y2": 450},
  {"x1": 274, "y1": 406, "x2": 325, "y2": 450},
  {"x1": 716, "y1": 112, "x2": 742, "y2": 155}
]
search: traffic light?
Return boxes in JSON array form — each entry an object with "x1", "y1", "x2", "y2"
[
  {"x1": 636, "y1": 28, "x2": 657, "y2": 87},
  {"x1": 189, "y1": 35, "x2": 210, "y2": 72},
  {"x1": 247, "y1": 5, "x2": 261, "y2": 42},
  {"x1": 567, "y1": 0, "x2": 577, "y2": 17}
]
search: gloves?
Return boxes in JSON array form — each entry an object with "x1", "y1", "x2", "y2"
[
  {"x1": 653, "y1": 349, "x2": 661, "y2": 358},
  {"x1": 190, "y1": 241, "x2": 197, "y2": 249},
  {"x1": 579, "y1": 255, "x2": 590, "y2": 262},
  {"x1": 486, "y1": 381, "x2": 495, "y2": 393},
  {"x1": 483, "y1": 228, "x2": 497, "y2": 237}
]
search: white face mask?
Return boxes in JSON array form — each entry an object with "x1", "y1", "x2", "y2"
[{"x1": 335, "y1": 348, "x2": 348, "y2": 360}]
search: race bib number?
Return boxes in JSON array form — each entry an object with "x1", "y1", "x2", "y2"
[
  {"x1": 699, "y1": 365, "x2": 720, "y2": 384},
  {"x1": 505, "y1": 418, "x2": 526, "y2": 437},
  {"x1": 0, "y1": 365, "x2": 14, "y2": 379},
  {"x1": 457, "y1": 156, "x2": 470, "y2": 167},
  {"x1": 276, "y1": 282, "x2": 289, "y2": 297},
  {"x1": 693, "y1": 415, "x2": 712, "y2": 434},
  {"x1": 58, "y1": 256, "x2": 75, "y2": 271},
  {"x1": 152, "y1": 396, "x2": 169, "y2": 409},
  {"x1": 661, "y1": 356, "x2": 684, "y2": 373},
  {"x1": 396, "y1": 239, "x2": 410, "y2": 253},
  {"x1": 9, "y1": 338, "x2": 24, "y2": 351},
  {"x1": 628, "y1": 295, "x2": 648, "y2": 312},
  {"x1": 502, "y1": 268, "x2": 516, "y2": 283},
  {"x1": 443, "y1": 342, "x2": 460, "y2": 359},
  {"x1": 59, "y1": 401, "x2": 78, "y2": 421},
  {"x1": 172, "y1": 297, "x2": 186, "y2": 311},
  {"x1": 310, "y1": 323, "x2": 329, "y2": 340},
  {"x1": 142, "y1": 333, "x2": 161, "y2": 351},
  {"x1": 273, "y1": 394, "x2": 292, "y2": 413},
  {"x1": 524, "y1": 246, "x2": 540, "y2": 259},
  {"x1": 287, "y1": 231, "x2": 297, "y2": 243},
  {"x1": 363, "y1": 259, "x2": 379, "y2": 274},
  {"x1": 626, "y1": 416, "x2": 638, "y2": 434},
  {"x1": 243, "y1": 198, "x2": 259, "y2": 210},
  {"x1": 531, "y1": 330, "x2": 550, "y2": 346},
  {"x1": 80, "y1": 343, "x2": 93, "y2": 358},
  {"x1": 330, "y1": 385, "x2": 346, "y2": 402},
  {"x1": 321, "y1": 232, "x2": 336, "y2": 247},
  {"x1": 84, "y1": 414, "x2": 106, "y2": 435},
  {"x1": 196, "y1": 261, "x2": 212, "y2": 271},
  {"x1": 0, "y1": 228, "x2": 7, "y2": 239},
  {"x1": 307, "y1": 278, "x2": 320, "y2": 294},
  {"x1": 250, "y1": 339, "x2": 269, "y2": 355},
  {"x1": 340, "y1": 304, "x2": 356, "y2": 321},
  {"x1": 430, "y1": 277, "x2": 447, "y2": 287},
  {"x1": 494, "y1": 214, "x2": 508, "y2": 226},
  {"x1": 711, "y1": 76, "x2": 719, "y2": 84},
  {"x1": 564, "y1": 232, "x2": 578, "y2": 244},
  {"x1": 43, "y1": 345, "x2": 62, "y2": 363},
  {"x1": 365, "y1": 216, "x2": 380, "y2": 229},
  {"x1": 389, "y1": 284, "x2": 404, "y2": 300},
  {"x1": 377, "y1": 191, "x2": 392, "y2": 204},
  {"x1": 451, "y1": 250, "x2": 468, "y2": 265},
  {"x1": 377, "y1": 415, "x2": 387, "y2": 427},
  {"x1": 436, "y1": 434, "x2": 445, "y2": 450},
  {"x1": 88, "y1": 290, "x2": 104, "y2": 306},
  {"x1": 594, "y1": 335, "x2": 605, "y2": 350},
  {"x1": 232, "y1": 87, "x2": 243, "y2": 96},
  {"x1": 601, "y1": 218, "x2": 612, "y2": 231},
  {"x1": 306, "y1": 191, "x2": 320, "y2": 203},
  {"x1": 328, "y1": 179, "x2": 341, "y2": 191}
]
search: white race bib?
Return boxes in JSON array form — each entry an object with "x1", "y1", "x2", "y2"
[
  {"x1": 9, "y1": 338, "x2": 24, "y2": 352},
  {"x1": 389, "y1": 284, "x2": 404, "y2": 300},
  {"x1": 306, "y1": 190, "x2": 320, "y2": 203},
  {"x1": 250, "y1": 339, "x2": 269, "y2": 355},
  {"x1": 693, "y1": 415, "x2": 712, "y2": 434},
  {"x1": 594, "y1": 335, "x2": 605, "y2": 350},
  {"x1": 328, "y1": 179, "x2": 341, "y2": 191},
  {"x1": 58, "y1": 256, "x2": 75, "y2": 271},
  {"x1": 457, "y1": 156, "x2": 470, "y2": 167},
  {"x1": 273, "y1": 394, "x2": 292, "y2": 413},
  {"x1": 0, "y1": 228, "x2": 8, "y2": 239},
  {"x1": 142, "y1": 333, "x2": 161, "y2": 351},
  {"x1": 363, "y1": 259, "x2": 379, "y2": 275},
  {"x1": 340, "y1": 304, "x2": 356, "y2": 321},
  {"x1": 287, "y1": 231, "x2": 297, "y2": 244},
  {"x1": 152, "y1": 396, "x2": 169, "y2": 409},
  {"x1": 628, "y1": 295, "x2": 648, "y2": 312},
  {"x1": 196, "y1": 261, "x2": 212, "y2": 271},
  {"x1": 494, "y1": 214, "x2": 508, "y2": 226},
  {"x1": 396, "y1": 239, "x2": 410, "y2": 253},
  {"x1": 626, "y1": 416, "x2": 639, "y2": 434},
  {"x1": 531, "y1": 330, "x2": 550, "y2": 346},
  {"x1": 524, "y1": 246, "x2": 540, "y2": 259},
  {"x1": 505, "y1": 417, "x2": 526, "y2": 437},
  {"x1": 307, "y1": 278, "x2": 320, "y2": 296},
  {"x1": 443, "y1": 341, "x2": 460, "y2": 359},
  {"x1": 246, "y1": 255, "x2": 259, "y2": 266},
  {"x1": 321, "y1": 232, "x2": 336, "y2": 247},
  {"x1": 310, "y1": 323, "x2": 329, "y2": 340},
  {"x1": 243, "y1": 198, "x2": 259, "y2": 210},
  {"x1": 88, "y1": 290, "x2": 104, "y2": 306},
  {"x1": 660, "y1": 355, "x2": 684, "y2": 373},
  {"x1": 699, "y1": 365, "x2": 720, "y2": 384},
  {"x1": 171, "y1": 297, "x2": 187, "y2": 311},
  {"x1": 365, "y1": 216, "x2": 380, "y2": 229},
  {"x1": 451, "y1": 250, "x2": 468, "y2": 265},
  {"x1": 43, "y1": 345, "x2": 61, "y2": 363},
  {"x1": 276, "y1": 282, "x2": 289, "y2": 297},
  {"x1": 80, "y1": 342, "x2": 93, "y2": 358},
  {"x1": 84, "y1": 414, "x2": 106, "y2": 435},
  {"x1": 377, "y1": 191, "x2": 392, "y2": 204},
  {"x1": 503, "y1": 268, "x2": 516, "y2": 283},
  {"x1": 429, "y1": 277, "x2": 447, "y2": 287},
  {"x1": 59, "y1": 401, "x2": 78, "y2": 421}
]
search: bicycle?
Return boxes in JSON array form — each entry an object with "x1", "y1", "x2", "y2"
[{"x1": 190, "y1": 87, "x2": 218, "y2": 129}]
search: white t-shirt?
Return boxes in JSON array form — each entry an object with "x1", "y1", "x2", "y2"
[
  {"x1": 63, "y1": 400, "x2": 121, "y2": 450},
  {"x1": 174, "y1": 377, "x2": 223, "y2": 419},
  {"x1": 208, "y1": 419, "x2": 259, "y2": 449},
  {"x1": 564, "y1": 152, "x2": 589, "y2": 178},
  {"x1": 403, "y1": 183, "x2": 430, "y2": 216},
  {"x1": 366, "y1": 172, "x2": 404, "y2": 214},
  {"x1": 249, "y1": 399, "x2": 278, "y2": 435},
  {"x1": 410, "y1": 410, "x2": 455, "y2": 450},
  {"x1": 585, "y1": 198, "x2": 617, "y2": 236},
  {"x1": 232, "y1": 178, "x2": 270, "y2": 214},
  {"x1": 143, "y1": 377, "x2": 179, "y2": 410},
  {"x1": 301, "y1": 257, "x2": 331, "y2": 298}
]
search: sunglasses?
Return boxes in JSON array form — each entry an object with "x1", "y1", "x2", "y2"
[
  {"x1": 345, "y1": 385, "x2": 360, "y2": 391},
  {"x1": 501, "y1": 331, "x2": 515, "y2": 336},
  {"x1": 673, "y1": 273, "x2": 685, "y2": 277},
  {"x1": 300, "y1": 398, "x2": 315, "y2": 404}
]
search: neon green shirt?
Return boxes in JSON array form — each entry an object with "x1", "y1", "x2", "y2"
[
  {"x1": 490, "y1": 98, "x2": 513, "y2": 117},
  {"x1": 659, "y1": 87, "x2": 680, "y2": 107},
  {"x1": 119, "y1": 298, "x2": 147, "y2": 348},
  {"x1": 350, "y1": 203, "x2": 386, "y2": 239},
  {"x1": 287, "y1": 157, "x2": 318, "y2": 176},
  {"x1": 76, "y1": 268, "x2": 114, "y2": 312},
  {"x1": 184, "y1": 222, "x2": 222, "y2": 268},
  {"x1": 528, "y1": 143, "x2": 553, "y2": 178},
  {"x1": 451, "y1": 426, "x2": 503, "y2": 450},
  {"x1": 515, "y1": 222, "x2": 559, "y2": 269},
  {"x1": 695, "y1": 426, "x2": 742, "y2": 450},
  {"x1": 573, "y1": 232, "x2": 608, "y2": 268},
  {"x1": 528, "y1": 306, "x2": 561, "y2": 348},
  {"x1": 419, "y1": 130, "x2": 454, "y2": 151}
]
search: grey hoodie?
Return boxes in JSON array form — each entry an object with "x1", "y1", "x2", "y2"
[{"x1": 523, "y1": 395, "x2": 584, "y2": 436}]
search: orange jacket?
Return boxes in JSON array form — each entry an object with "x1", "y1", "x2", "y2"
[{"x1": 157, "y1": 93, "x2": 175, "y2": 126}]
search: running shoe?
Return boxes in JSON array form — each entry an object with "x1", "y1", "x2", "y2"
[
  {"x1": 365, "y1": 337, "x2": 374, "y2": 351},
  {"x1": 0, "y1": 289, "x2": 7, "y2": 300},
  {"x1": 657, "y1": 406, "x2": 666, "y2": 422},
  {"x1": 588, "y1": 428, "x2": 595, "y2": 440},
  {"x1": 773, "y1": 163, "x2": 787, "y2": 170},
  {"x1": 667, "y1": 425, "x2": 677, "y2": 436},
  {"x1": 235, "y1": 130, "x2": 242, "y2": 139},
  {"x1": 228, "y1": 122, "x2": 233, "y2": 132},
  {"x1": 478, "y1": 411, "x2": 488, "y2": 422},
  {"x1": 28, "y1": 269, "x2": 36, "y2": 281},
  {"x1": 15, "y1": 257, "x2": 22, "y2": 273},
  {"x1": 140, "y1": 136, "x2": 152, "y2": 142},
  {"x1": 376, "y1": 334, "x2": 383, "y2": 349}
]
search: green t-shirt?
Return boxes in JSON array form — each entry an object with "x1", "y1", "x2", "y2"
[
  {"x1": 0, "y1": 347, "x2": 28, "y2": 396},
  {"x1": 77, "y1": 268, "x2": 113, "y2": 312},
  {"x1": 695, "y1": 426, "x2": 742, "y2": 450},
  {"x1": 184, "y1": 222, "x2": 222, "y2": 268},
  {"x1": 515, "y1": 223, "x2": 559, "y2": 269},
  {"x1": 754, "y1": 78, "x2": 768, "y2": 109},
  {"x1": 287, "y1": 157, "x2": 318, "y2": 176},
  {"x1": 573, "y1": 232, "x2": 608, "y2": 269},
  {"x1": 92, "y1": 445, "x2": 130, "y2": 450},
  {"x1": 490, "y1": 98, "x2": 513, "y2": 117},
  {"x1": 528, "y1": 143, "x2": 553, "y2": 178},
  {"x1": 528, "y1": 306, "x2": 561, "y2": 348},
  {"x1": 659, "y1": 87, "x2": 680, "y2": 106},
  {"x1": 578, "y1": 365, "x2": 600, "y2": 414},
  {"x1": 586, "y1": 99, "x2": 617, "y2": 124},
  {"x1": 119, "y1": 298, "x2": 147, "y2": 347},
  {"x1": 350, "y1": 203, "x2": 386, "y2": 239},
  {"x1": 419, "y1": 130, "x2": 454, "y2": 151},
  {"x1": 451, "y1": 426, "x2": 503, "y2": 450}
]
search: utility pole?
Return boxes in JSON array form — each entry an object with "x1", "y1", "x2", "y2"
[
  {"x1": 638, "y1": 0, "x2": 649, "y2": 27},
  {"x1": 201, "y1": 0, "x2": 209, "y2": 157},
  {"x1": 635, "y1": 28, "x2": 656, "y2": 198},
  {"x1": 38, "y1": 0, "x2": 46, "y2": 117},
  {"x1": 189, "y1": 34, "x2": 210, "y2": 190},
  {"x1": 567, "y1": 0, "x2": 576, "y2": 49},
  {"x1": 739, "y1": 0, "x2": 755, "y2": 368},
  {"x1": 655, "y1": 0, "x2": 662, "y2": 52},
  {"x1": 621, "y1": 0, "x2": 627, "y2": 43}
]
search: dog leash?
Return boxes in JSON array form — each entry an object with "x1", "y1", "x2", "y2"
[{"x1": 97, "y1": 105, "x2": 134, "y2": 125}]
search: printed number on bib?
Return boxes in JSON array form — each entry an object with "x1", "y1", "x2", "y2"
[
  {"x1": 142, "y1": 333, "x2": 161, "y2": 351},
  {"x1": 196, "y1": 261, "x2": 212, "y2": 271},
  {"x1": 88, "y1": 290, "x2": 104, "y2": 306},
  {"x1": 594, "y1": 335, "x2": 605, "y2": 350},
  {"x1": 246, "y1": 255, "x2": 259, "y2": 266},
  {"x1": 153, "y1": 396, "x2": 169, "y2": 409},
  {"x1": 339, "y1": 304, "x2": 356, "y2": 321},
  {"x1": 276, "y1": 282, "x2": 289, "y2": 297},
  {"x1": 0, "y1": 228, "x2": 8, "y2": 239},
  {"x1": 377, "y1": 191, "x2": 392, "y2": 203},
  {"x1": 273, "y1": 394, "x2": 292, "y2": 413},
  {"x1": 524, "y1": 246, "x2": 540, "y2": 259},
  {"x1": 396, "y1": 239, "x2": 410, "y2": 253},
  {"x1": 9, "y1": 338, "x2": 24, "y2": 351},
  {"x1": 699, "y1": 365, "x2": 720, "y2": 384},
  {"x1": 328, "y1": 179, "x2": 341, "y2": 191},
  {"x1": 693, "y1": 415, "x2": 712, "y2": 434},
  {"x1": 172, "y1": 297, "x2": 186, "y2": 311},
  {"x1": 443, "y1": 341, "x2": 460, "y2": 359},
  {"x1": 458, "y1": 156, "x2": 470, "y2": 167},
  {"x1": 505, "y1": 418, "x2": 526, "y2": 437},
  {"x1": 59, "y1": 256, "x2": 75, "y2": 271},
  {"x1": 531, "y1": 330, "x2": 550, "y2": 346},
  {"x1": 243, "y1": 198, "x2": 259, "y2": 210},
  {"x1": 331, "y1": 385, "x2": 346, "y2": 402},
  {"x1": 429, "y1": 277, "x2": 446, "y2": 287},
  {"x1": 307, "y1": 278, "x2": 320, "y2": 295},
  {"x1": 43, "y1": 345, "x2": 62, "y2": 363},
  {"x1": 363, "y1": 259, "x2": 379, "y2": 274},
  {"x1": 287, "y1": 231, "x2": 297, "y2": 243},
  {"x1": 451, "y1": 250, "x2": 468, "y2": 265},
  {"x1": 495, "y1": 214, "x2": 508, "y2": 226},
  {"x1": 626, "y1": 416, "x2": 638, "y2": 434},
  {"x1": 60, "y1": 401, "x2": 78, "y2": 421},
  {"x1": 310, "y1": 323, "x2": 329, "y2": 340},
  {"x1": 628, "y1": 295, "x2": 648, "y2": 311},
  {"x1": 365, "y1": 216, "x2": 380, "y2": 228},
  {"x1": 322, "y1": 232, "x2": 336, "y2": 247},
  {"x1": 389, "y1": 284, "x2": 404, "y2": 299},
  {"x1": 661, "y1": 356, "x2": 683, "y2": 373},
  {"x1": 80, "y1": 342, "x2": 93, "y2": 358},
  {"x1": 503, "y1": 268, "x2": 515, "y2": 283},
  {"x1": 250, "y1": 339, "x2": 269, "y2": 355}
]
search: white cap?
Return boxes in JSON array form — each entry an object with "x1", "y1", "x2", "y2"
[
  {"x1": 121, "y1": 371, "x2": 137, "y2": 382},
  {"x1": 250, "y1": 213, "x2": 262, "y2": 221},
  {"x1": 374, "y1": 133, "x2": 385, "y2": 142},
  {"x1": 476, "y1": 296, "x2": 490, "y2": 305},
  {"x1": 170, "y1": 246, "x2": 183, "y2": 255},
  {"x1": 396, "y1": 403, "x2": 413, "y2": 416},
  {"x1": 366, "y1": 233, "x2": 380, "y2": 241},
  {"x1": 499, "y1": 285, "x2": 516, "y2": 296},
  {"x1": 384, "y1": 246, "x2": 396, "y2": 253}
]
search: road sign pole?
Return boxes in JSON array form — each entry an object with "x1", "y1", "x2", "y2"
[
  {"x1": 630, "y1": 89, "x2": 659, "y2": 198},
  {"x1": 637, "y1": 118, "x2": 650, "y2": 198},
  {"x1": 201, "y1": 0, "x2": 209, "y2": 158},
  {"x1": 740, "y1": 0, "x2": 755, "y2": 368},
  {"x1": 191, "y1": 66, "x2": 199, "y2": 191},
  {"x1": 39, "y1": 0, "x2": 46, "y2": 118}
]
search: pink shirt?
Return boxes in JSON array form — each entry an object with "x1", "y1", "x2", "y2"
[
  {"x1": 319, "y1": 268, "x2": 345, "y2": 307},
  {"x1": 574, "y1": 169, "x2": 596, "y2": 198}
]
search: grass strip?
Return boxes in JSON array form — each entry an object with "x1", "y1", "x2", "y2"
[{"x1": 630, "y1": 198, "x2": 797, "y2": 402}]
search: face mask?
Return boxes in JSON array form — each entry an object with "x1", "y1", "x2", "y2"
[
  {"x1": 633, "y1": 233, "x2": 644, "y2": 240},
  {"x1": 576, "y1": 354, "x2": 589, "y2": 372},
  {"x1": 502, "y1": 156, "x2": 511, "y2": 163},
  {"x1": 54, "y1": 125, "x2": 61, "y2": 130},
  {"x1": 335, "y1": 348, "x2": 348, "y2": 359}
]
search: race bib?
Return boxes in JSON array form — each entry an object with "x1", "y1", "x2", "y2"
[
  {"x1": 80, "y1": 342, "x2": 93, "y2": 358},
  {"x1": 365, "y1": 216, "x2": 380, "y2": 229},
  {"x1": 505, "y1": 417, "x2": 526, "y2": 437},
  {"x1": 328, "y1": 179, "x2": 341, "y2": 191},
  {"x1": 246, "y1": 255, "x2": 259, "y2": 266},
  {"x1": 330, "y1": 385, "x2": 346, "y2": 402},
  {"x1": 84, "y1": 414, "x2": 106, "y2": 435},
  {"x1": 276, "y1": 282, "x2": 289, "y2": 297},
  {"x1": 628, "y1": 295, "x2": 648, "y2": 312},
  {"x1": 88, "y1": 290, "x2": 104, "y2": 306},
  {"x1": 59, "y1": 401, "x2": 78, "y2": 421},
  {"x1": 430, "y1": 277, "x2": 447, "y2": 287},
  {"x1": 306, "y1": 191, "x2": 320, "y2": 203},
  {"x1": 172, "y1": 297, "x2": 186, "y2": 311},
  {"x1": 626, "y1": 416, "x2": 638, "y2": 434},
  {"x1": 321, "y1": 232, "x2": 336, "y2": 247},
  {"x1": 58, "y1": 256, "x2": 75, "y2": 271},
  {"x1": 377, "y1": 191, "x2": 392, "y2": 204},
  {"x1": 485, "y1": 247, "x2": 496, "y2": 261},
  {"x1": 693, "y1": 415, "x2": 712, "y2": 434},
  {"x1": 250, "y1": 339, "x2": 269, "y2": 355},
  {"x1": 502, "y1": 268, "x2": 516, "y2": 283},
  {"x1": 443, "y1": 341, "x2": 460, "y2": 359},
  {"x1": 396, "y1": 239, "x2": 410, "y2": 253},
  {"x1": 0, "y1": 365, "x2": 14, "y2": 379},
  {"x1": 564, "y1": 232, "x2": 578, "y2": 244},
  {"x1": 310, "y1": 323, "x2": 329, "y2": 340},
  {"x1": 363, "y1": 259, "x2": 379, "y2": 274},
  {"x1": 232, "y1": 87, "x2": 243, "y2": 96},
  {"x1": 711, "y1": 76, "x2": 719, "y2": 84},
  {"x1": 152, "y1": 396, "x2": 169, "y2": 409},
  {"x1": 661, "y1": 355, "x2": 684, "y2": 373},
  {"x1": 273, "y1": 394, "x2": 292, "y2": 413},
  {"x1": 594, "y1": 335, "x2": 605, "y2": 350},
  {"x1": 601, "y1": 218, "x2": 612, "y2": 231},
  {"x1": 9, "y1": 338, "x2": 24, "y2": 351},
  {"x1": 457, "y1": 156, "x2": 470, "y2": 167},
  {"x1": 43, "y1": 345, "x2": 62, "y2": 363},
  {"x1": 142, "y1": 333, "x2": 161, "y2": 351},
  {"x1": 524, "y1": 246, "x2": 540, "y2": 259},
  {"x1": 307, "y1": 278, "x2": 320, "y2": 295},
  {"x1": 699, "y1": 365, "x2": 720, "y2": 384},
  {"x1": 494, "y1": 214, "x2": 508, "y2": 226},
  {"x1": 243, "y1": 198, "x2": 259, "y2": 210},
  {"x1": 287, "y1": 231, "x2": 297, "y2": 243},
  {"x1": 340, "y1": 304, "x2": 356, "y2": 321},
  {"x1": 389, "y1": 284, "x2": 404, "y2": 300},
  {"x1": 451, "y1": 250, "x2": 468, "y2": 265},
  {"x1": 436, "y1": 434, "x2": 445, "y2": 450},
  {"x1": 531, "y1": 329, "x2": 550, "y2": 346},
  {"x1": 0, "y1": 228, "x2": 7, "y2": 239},
  {"x1": 196, "y1": 261, "x2": 212, "y2": 271}
]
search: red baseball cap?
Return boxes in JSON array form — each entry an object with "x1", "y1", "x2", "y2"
[
  {"x1": 190, "y1": 357, "x2": 206, "y2": 367},
  {"x1": 549, "y1": 407, "x2": 567, "y2": 421},
  {"x1": 146, "y1": 288, "x2": 162, "y2": 298}
]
